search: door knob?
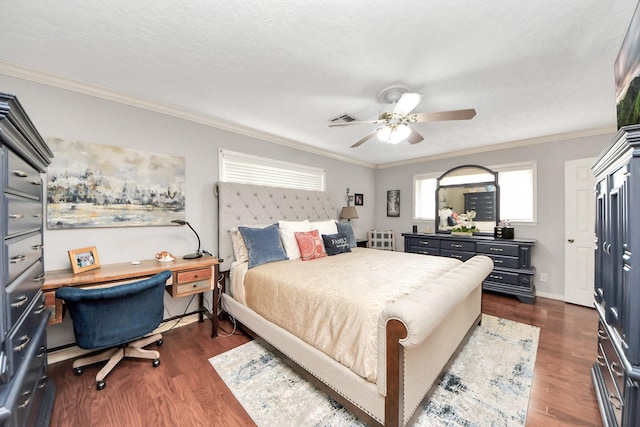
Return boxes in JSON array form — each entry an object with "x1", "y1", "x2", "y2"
[{"x1": 567, "y1": 239, "x2": 575, "y2": 243}]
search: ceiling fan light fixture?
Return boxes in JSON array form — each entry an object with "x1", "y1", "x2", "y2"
[{"x1": 378, "y1": 124, "x2": 411, "y2": 144}]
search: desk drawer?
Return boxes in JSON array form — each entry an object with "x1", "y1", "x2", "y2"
[
  {"x1": 6, "y1": 233, "x2": 42, "y2": 284},
  {"x1": 6, "y1": 149, "x2": 43, "y2": 200},
  {"x1": 5, "y1": 195, "x2": 43, "y2": 237},
  {"x1": 170, "y1": 279, "x2": 212, "y2": 298},
  {"x1": 176, "y1": 268, "x2": 212, "y2": 284}
]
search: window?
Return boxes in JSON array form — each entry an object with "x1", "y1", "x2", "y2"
[
  {"x1": 219, "y1": 149, "x2": 325, "y2": 191},
  {"x1": 495, "y1": 162, "x2": 536, "y2": 223},
  {"x1": 413, "y1": 173, "x2": 439, "y2": 220},
  {"x1": 413, "y1": 162, "x2": 536, "y2": 223}
]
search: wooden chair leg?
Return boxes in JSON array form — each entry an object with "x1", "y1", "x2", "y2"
[
  {"x1": 72, "y1": 348, "x2": 119, "y2": 370},
  {"x1": 96, "y1": 348, "x2": 125, "y2": 382}
]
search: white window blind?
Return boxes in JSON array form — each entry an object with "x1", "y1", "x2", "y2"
[
  {"x1": 219, "y1": 149, "x2": 325, "y2": 191},
  {"x1": 413, "y1": 174, "x2": 439, "y2": 220}
]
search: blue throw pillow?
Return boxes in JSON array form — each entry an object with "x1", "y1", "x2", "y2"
[
  {"x1": 335, "y1": 221, "x2": 357, "y2": 248},
  {"x1": 322, "y1": 233, "x2": 352, "y2": 256},
  {"x1": 238, "y1": 224, "x2": 288, "y2": 269}
]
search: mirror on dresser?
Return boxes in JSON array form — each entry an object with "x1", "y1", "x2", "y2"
[{"x1": 436, "y1": 164, "x2": 499, "y2": 235}]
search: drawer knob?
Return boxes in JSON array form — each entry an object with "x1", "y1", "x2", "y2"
[
  {"x1": 12, "y1": 170, "x2": 28, "y2": 178},
  {"x1": 609, "y1": 393, "x2": 622, "y2": 410},
  {"x1": 17, "y1": 390, "x2": 32, "y2": 410},
  {"x1": 14, "y1": 335, "x2": 30, "y2": 352},
  {"x1": 10, "y1": 255, "x2": 26, "y2": 263},
  {"x1": 11, "y1": 295, "x2": 29, "y2": 309},
  {"x1": 598, "y1": 329, "x2": 608, "y2": 340},
  {"x1": 597, "y1": 355, "x2": 606, "y2": 367},
  {"x1": 611, "y1": 362, "x2": 624, "y2": 377},
  {"x1": 9, "y1": 213, "x2": 25, "y2": 219}
]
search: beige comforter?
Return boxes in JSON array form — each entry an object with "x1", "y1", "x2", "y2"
[{"x1": 243, "y1": 248, "x2": 461, "y2": 382}]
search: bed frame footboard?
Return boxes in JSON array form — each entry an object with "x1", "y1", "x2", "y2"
[{"x1": 386, "y1": 319, "x2": 408, "y2": 427}]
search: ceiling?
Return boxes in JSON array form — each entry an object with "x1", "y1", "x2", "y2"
[{"x1": 1, "y1": 1, "x2": 638, "y2": 167}]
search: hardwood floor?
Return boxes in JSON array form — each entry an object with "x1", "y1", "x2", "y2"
[{"x1": 48, "y1": 292, "x2": 601, "y2": 426}]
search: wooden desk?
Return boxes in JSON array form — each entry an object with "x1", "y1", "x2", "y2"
[{"x1": 43, "y1": 256, "x2": 220, "y2": 337}]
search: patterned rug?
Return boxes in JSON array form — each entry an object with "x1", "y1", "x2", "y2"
[{"x1": 209, "y1": 315, "x2": 539, "y2": 426}]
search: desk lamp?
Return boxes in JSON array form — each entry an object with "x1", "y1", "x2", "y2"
[{"x1": 171, "y1": 220, "x2": 203, "y2": 259}]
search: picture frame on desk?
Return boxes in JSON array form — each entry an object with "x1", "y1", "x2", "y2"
[{"x1": 68, "y1": 246, "x2": 101, "y2": 274}]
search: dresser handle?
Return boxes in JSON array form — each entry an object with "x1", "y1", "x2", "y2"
[
  {"x1": 597, "y1": 355, "x2": 606, "y2": 366},
  {"x1": 33, "y1": 213, "x2": 43, "y2": 218},
  {"x1": 9, "y1": 213, "x2": 24, "y2": 219},
  {"x1": 32, "y1": 244, "x2": 44, "y2": 250},
  {"x1": 490, "y1": 274, "x2": 503, "y2": 280},
  {"x1": 14, "y1": 335, "x2": 30, "y2": 352},
  {"x1": 11, "y1": 295, "x2": 29, "y2": 309},
  {"x1": 31, "y1": 180, "x2": 41, "y2": 186},
  {"x1": 17, "y1": 390, "x2": 32, "y2": 410},
  {"x1": 598, "y1": 329, "x2": 608, "y2": 340},
  {"x1": 12, "y1": 170, "x2": 28, "y2": 178},
  {"x1": 609, "y1": 393, "x2": 622, "y2": 410},
  {"x1": 452, "y1": 244, "x2": 463, "y2": 248},
  {"x1": 451, "y1": 254, "x2": 462, "y2": 259},
  {"x1": 10, "y1": 255, "x2": 26, "y2": 263},
  {"x1": 33, "y1": 274, "x2": 45, "y2": 283},
  {"x1": 419, "y1": 241, "x2": 430, "y2": 245},
  {"x1": 489, "y1": 247, "x2": 504, "y2": 252},
  {"x1": 35, "y1": 304, "x2": 47, "y2": 315},
  {"x1": 611, "y1": 362, "x2": 624, "y2": 377},
  {"x1": 37, "y1": 376, "x2": 48, "y2": 389},
  {"x1": 36, "y1": 346, "x2": 46, "y2": 359}
]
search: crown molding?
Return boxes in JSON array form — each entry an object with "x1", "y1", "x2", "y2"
[
  {"x1": 376, "y1": 126, "x2": 616, "y2": 169},
  {"x1": 0, "y1": 61, "x2": 376, "y2": 169}
]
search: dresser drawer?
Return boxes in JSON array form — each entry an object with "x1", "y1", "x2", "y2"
[
  {"x1": 599, "y1": 321, "x2": 625, "y2": 399},
  {"x1": 485, "y1": 254, "x2": 520, "y2": 269},
  {"x1": 5, "y1": 293, "x2": 47, "y2": 380},
  {"x1": 5, "y1": 194, "x2": 43, "y2": 237},
  {"x1": 6, "y1": 233, "x2": 42, "y2": 284},
  {"x1": 484, "y1": 270, "x2": 525, "y2": 286},
  {"x1": 441, "y1": 239, "x2": 475, "y2": 252},
  {"x1": 405, "y1": 236, "x2": 440, "y2": 253},
  {"x1": 476, "y1": 242, "x2": 519, "y2": 257},
  {"x1": 5, "y1": 261, "x2": 44, "y2": 329},
  {"x1": 440, "y1": 249, "x2": 475, "y2": 262},
  {"x1": 6, "y1": 149, "x2": 43, "y2": 200}
]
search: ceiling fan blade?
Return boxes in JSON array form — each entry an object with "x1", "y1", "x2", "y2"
[
  {"x1": 412, "y1": 108, "x2": 477, "y2": 122},
  {"x1": 407, "y1": 128, "x2": 424, "y2": 145},
  {"x1": 392, "y1": 93, "x2": 422, "y2": 115},
  {"x1": 329, "y1": 119, "x2": 382, "y2": 127},
  {"x1": 351, "y1": 129, "x2": 379, "y2": 148}
]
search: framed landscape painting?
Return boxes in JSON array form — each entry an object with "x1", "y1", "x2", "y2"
[{"x1": 47, "y1": 138, "x2": 186, "y2": 229}]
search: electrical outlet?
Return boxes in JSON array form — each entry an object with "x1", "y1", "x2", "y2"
[{"x1": 540, "y1": 273, "x2": 548, "y2": 282}]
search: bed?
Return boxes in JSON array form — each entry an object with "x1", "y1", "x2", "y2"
[{"x1": 216, "y1": 182, "x2": 493, "y2": 426}]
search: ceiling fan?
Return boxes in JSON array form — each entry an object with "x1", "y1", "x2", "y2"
[{"x1": 329, "y1": 85, "x2": 476, "y2": 148}]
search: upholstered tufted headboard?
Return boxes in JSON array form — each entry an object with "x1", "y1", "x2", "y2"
[{"x1": 216, "y1": 182, "x2": 338, "y2": 271}]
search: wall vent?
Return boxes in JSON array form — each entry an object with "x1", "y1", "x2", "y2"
[{"x1": 329, "y1": 113, "x2": 358, "y2": 124}]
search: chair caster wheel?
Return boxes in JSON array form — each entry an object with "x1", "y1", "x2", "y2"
[
  {"x1": 97, "y1": 381, "x2": 106, "y2": 390},
  {"x1": 156, "y1": 338, "x2": 163, "y2": 346},
  {"x1": 152, "y1": 359, "x2": 160, "y2": 367},
  {"x1": 74, "y1": 367, "x2": 83, "y2": 376}
]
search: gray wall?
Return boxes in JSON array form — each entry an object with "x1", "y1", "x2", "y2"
[
  {"x1": 374, "y1": 133, "x2": 612, "y2": 299},
  {"x1": 0, "y1": 75, "x2": 376, "y2": 347}
]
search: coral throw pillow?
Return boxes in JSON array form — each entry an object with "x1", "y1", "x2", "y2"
[{"x1": 294, "y1": 230, "x2": 327, "y2": 261}]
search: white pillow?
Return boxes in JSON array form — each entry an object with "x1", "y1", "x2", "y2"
[
  {"x1": 310, "y1": 219, "x2": 338, "y2": 236},
  {"x1": 278, "y1": 220, "x2": 312, "y2": 260}
]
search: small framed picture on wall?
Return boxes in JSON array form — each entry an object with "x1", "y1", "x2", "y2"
[
  {"x1": 354, "y1": 193, "x2": 364, "y2": 206},
  {"x1": 387, "y1": 190, "x2": 400, "y2": 217}
]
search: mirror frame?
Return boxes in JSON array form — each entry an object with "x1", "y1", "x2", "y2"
[{"x1": 435, "y1": 164, "x2": 500, "y2": 235}]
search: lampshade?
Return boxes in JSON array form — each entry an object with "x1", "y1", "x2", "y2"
[
  {"x1": 340, "y1": 206, "x2": 359, "y2": 220},
  {"x1": 377, "y1": 124, "x2": 411, "y2": 144}
]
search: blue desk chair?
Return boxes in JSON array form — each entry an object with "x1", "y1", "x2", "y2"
[{"x1": 56, "y1": 270, "x2": 172, "y2": 390}]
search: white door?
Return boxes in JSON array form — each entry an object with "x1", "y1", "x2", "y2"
[{"x1": 564, "y1": 157, "x2": 596, "y2": 306}]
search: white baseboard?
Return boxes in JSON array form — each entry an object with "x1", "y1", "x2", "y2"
[{"x1": 48, "y1": 313, "x2": 201, "y2": 365}]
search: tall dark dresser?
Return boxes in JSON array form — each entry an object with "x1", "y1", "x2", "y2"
[
  {"x1": 0, "y1": 93, "x2": 55, "y2": 426},
  {"x1": 592, "y1": 124, "x2": 640, "y2": 427}
]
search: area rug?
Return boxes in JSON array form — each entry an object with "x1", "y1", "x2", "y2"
[{"x1": 209, "y1": 315, "x2": 539, "y2": 426}]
